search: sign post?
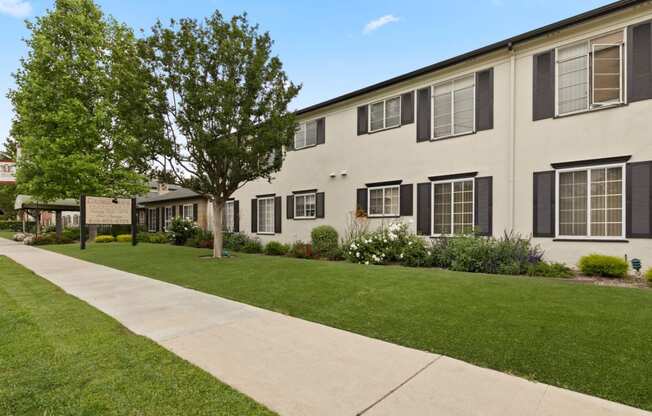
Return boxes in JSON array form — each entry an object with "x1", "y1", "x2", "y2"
[{"x1": 80, "y1": 195, "x2": 138, "y2": 249}]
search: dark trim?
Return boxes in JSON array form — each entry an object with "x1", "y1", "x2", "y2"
[
  {"x1": 552, "y1": 238, "x2": 629, "y2": 243},
  {"x1": 365, "y1": 179, "x2": 403, "y2": 188},
  {"x1": 295, "y1": 0, "x2": 643, "y2": 116},
  {"x1": 428, "y1": 172, "x2": 478, "y2": 182},
  {"x1": 553, "y1": 102, "x2": 627, "y2": 119},
  {"x1": 626, "y1": 161, "x2": 652, "y2": 238},
  {"x1": 292, "y1": 189, "x2": 318, "y2": 195},
  {"x1": 256, "y1": 193, "x2": 276, "y2": 198},
  {"x1": 533, "y1": 171, "x2": 556, "y2": 238},
  {"x1": 367, "y1": 124, "x2": 402, "y2": 135},
  {"x1": 551, "y1": 155, "x2": 631, "y2": 169}
]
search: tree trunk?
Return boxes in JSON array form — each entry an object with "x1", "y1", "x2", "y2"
[
  {"x1": 212, "y1": 200, "x2": 224, "y2": 258},
  {"x1": 88, "y1": 224, "x2": 97, "y2": 242}
]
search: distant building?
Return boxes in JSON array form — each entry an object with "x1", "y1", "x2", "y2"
[{"x1": 0, "y1": 160, "x2": 16, "y2": 185}]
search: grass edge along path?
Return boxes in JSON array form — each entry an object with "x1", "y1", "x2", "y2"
[
  {"x1": 44, "y1": 242, "x2": 652, "y2": 412},
  {"x1": 0, "y1": 254, "x2": 276, "y2": 416}
]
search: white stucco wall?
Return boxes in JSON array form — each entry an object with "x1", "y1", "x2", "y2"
[{"x1": 231, "y1": 3, "x2": 652, "y2": 268}]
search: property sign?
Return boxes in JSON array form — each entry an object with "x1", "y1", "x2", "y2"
[
  {"x1": 0, "y1": 161, "x2": 16, "y2": 184},
  {"x1": 85, "y1": 196, "x2": 132, "y2": 225}
]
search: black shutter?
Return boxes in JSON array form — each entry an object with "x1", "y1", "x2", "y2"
[
  {"x1": 316, "y1": 192, "x2": 325, "y2": 218},
  {"x1": 626, "y1": 161, "x2": 652, "y2": 238},
  {"x1": 532, "y1": 50, "x2": 555, "y2": 121},
  {"x1": 145, "y1": 209, "x2": 150, "y2": 230},
  {"x1": 400, "y1": 184, "x2": 413, "y2": 216},
  {"x1": 287, "y1": 195, "x2": 294, "y2": 219},
  {"x1": 357, "y1": 105, "x2": 368, "y2": 135},
  {"x1": 193, "y1": 203, "x2": 198, "y2": 222},
  {"x1": 356, "y1": 188, "x2": 368, "y2": 214},
  {"x1": 475, "y1": 68, "x2": 494, "y2": 131},
  {"x1": 474, "y1": 176, "x2": 493, "y2": 236},
  {"x1": 172, "y1": 206, "x2": 176, "y2": 218},
  {"x1": 178, "y1": 205, "x2": 183, "y2": 217},
  {"x1": 401, "y1": 91, "x2": 414, "y2": 125},
  {"x1": 274, "y1": 196, "x2": 282, "y2": 233},
  {"x1": 316, "y1": 117, "x2": 326, "y2": 145},
  {"x1": 416, "y1": 183, "x2": 431, "y2": 235},
  {"x1": 533, "y1": 171, "x2": 555, "y2": 237},
  {"x1": 628, "y1": 20, "x2": 652, "y2": 103},
  {"x1": 233, "y1": 201, "x2": 240, "y2": 232},
  {"x1": 251, "y1": 199, "x2": 257, "y2": 233},
  {"x1": 416, "y1": 87, "x2": 431, "y2": 142},
  {"x1": 159, "y1": 207, "x2": 164, "y2": 231}
]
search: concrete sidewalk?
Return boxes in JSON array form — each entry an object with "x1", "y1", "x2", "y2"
[{"x1": 1, "y1": 238, "x2": 649, "y2": 416}]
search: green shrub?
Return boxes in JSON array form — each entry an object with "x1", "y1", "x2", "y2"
[
  {"x1": 288, "y1": 241, "x2": 311, "y2": 258},
  {"x1": 62, "y1": 227, "x2": 80, "y2": 241},
  {"x1": 139, "y1": 232, "x2": 169, "y2": 244},
  {"x1": 0, "y1": 220, "x2": 36, "y2": 232},
  {"x1": 116, "y1": 234, "x2": 132, "y2": 243},
  {"x1": 31, "y1": 233, "x2": 74, "y2": 246},
  {"x1": 95, "y1": 235, "x2": 115, "y2": 243},
  {"x1": 168, "y1": 217, "x2": 197, "y2": 245},
  {"x1": 311, "y1": 225, "x2": 340, "y2": 259},
  {"x1": 645, "y1": 268, "x2": 652, "y2": 283},
  {"x1": 264, "y1": 241, "x2": 289, "y2": 256},
  {"x1": 579, "y1": 254, "x2": 628, "y2": 278},
  {"x1": 223, "y1": 232, "x2": 253, "y2": 252},
  {"x1": 241, "y1": 238, "x2": 263, "y2": 253},
  {"x1": 345, "y1": 222, "x2": 413, "y2": 265},
  {"x1": 527, "y1": 261, "x2": 574, "y2": 278},
  {"x1": 399, "y1": 237, "x2": 431, "y2": 267}
]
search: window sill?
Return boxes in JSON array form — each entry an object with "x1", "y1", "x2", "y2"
[
  {"x1": 256, "y1": 232, "x2": 275, "y2": 236},
  {"x1": 431, "y1": 130, "x2": 476, "y2": 142},
  {"x1": 368, "y1": 215, "x2": 401, "y2": 219},
  {"x1": 552, "y1": 238, "x2": 629, "y2": 243},
  {"x1": 292, "y1": 143, "x2": 318, "y2": 151},
  {"x1": 293, "y1": 217, "x2": 316, "y2": 221},
  {"x1": 554, "y1": 102, "x2": 626, "y2": 119},
  {"x1": 368, "y1": 124, "x2": 402, "y2": 135}
]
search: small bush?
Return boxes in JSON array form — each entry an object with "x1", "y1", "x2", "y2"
[
  {"x1": 116, "y1": 234, "x2": 132, "y2": 243},
  {"x1": 645, "y1": 268, "x2": 652, "y2": 283},
  {"x1": 288, "y1": 241, "x2": 311, "y2": 258},
  {"x1": 241, "y1": 238, "x2": 263, "y2": 253},
  {"x1": 0, "y1": 220, "x2": 36, "y2": 232},
  {"x1": 223, "y1": 232, "x2": 253, "y2": 252},
  {"x1": 139, "y1": 232, "x2": 169, "y2": 244},
  {"x1": 168, "y1": 217, "x2": 198, "y2": 245},
  {"x1": 30, "y1": 233, "x2": 74, "y2": 246},
  {"x1": 62, "y1": 227, "x2": 80, "y2": 241},
  {"x1": 264, "y1": 241, "x2": 289, "y2": 256},
  {"x1": 95, "y1": 235, "x2": 115, "y2": 243},
  {"x1": 399, "y1": 237, "x2": 431, "y2": 267},
  {"x1": 345, "y1": 222, "x2": 413, "y2": 265},
  {"x1": 579, "y1": 254, "x2": 628, "y2": 278},
  {"x1": 527, "y1": 261, "x2": 574, "y2": 278},
  {"x1": 311, "y1": 225, "x2": 340, "y2": 259}
]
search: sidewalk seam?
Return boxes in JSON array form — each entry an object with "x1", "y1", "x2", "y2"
[{"x1": 356, "y1": 355, "x2": 443, "y2": 416}]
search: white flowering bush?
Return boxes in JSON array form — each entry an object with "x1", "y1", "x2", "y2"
[
  {"x1": 168, "y1": 217, "x2": 198, "y2": 245},
  {"x1": 345, "y1": 222, "x2": 425, "y2": 265}
]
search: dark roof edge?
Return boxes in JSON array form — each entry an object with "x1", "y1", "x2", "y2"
[{"x1": 295, "y1": 0, "x2": 644, "y2": 116}]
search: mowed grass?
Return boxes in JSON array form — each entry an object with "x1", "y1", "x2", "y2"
[
  {"x1": 0, "y1": 255, "x2": 275, "y2": 416},
  {"x1": 46, "y1": 243, "x2": 652, "y2": 411},
  {"x1": 0, "y1": 230, "x2": 15, "y2": 239}
]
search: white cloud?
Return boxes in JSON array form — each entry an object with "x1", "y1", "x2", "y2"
[
  {"x1": 0, "y1": 0, "x2": 32, "y2": 18},
  {"x1": 363, "y1": 14, "x2": 399, "y2": 34}
]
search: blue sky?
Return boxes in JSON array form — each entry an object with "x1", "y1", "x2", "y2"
[{"x1": 0, "y1": 0, "x2": 614, "y2": 149}]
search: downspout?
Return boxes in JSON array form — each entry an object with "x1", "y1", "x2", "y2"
[{"x1": 508, "y1": 42, "x2": 517, "y2": 231}]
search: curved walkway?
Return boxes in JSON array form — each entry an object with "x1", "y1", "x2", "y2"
[{"x1": 1, "y1": 238, "x2": 648, "y2": 416}]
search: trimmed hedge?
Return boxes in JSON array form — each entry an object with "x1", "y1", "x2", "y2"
[
  {"x1": 0, "y1": 220, "x2": 36, "y2": 232},
  {"x1": 311, "y1": 226, "x2": 340, "y2": 259},
  {"x1": 645, "y1": 268, "x2": 652, "y2": 283},
  {"x1": 116, "y1": 234, "x2": 132, "y2": 243},
  {"x1": 264, "y1": 241, "x2": 289, "y2": 256},
  {"x1": 579, "y1": 254, "x2": 628, "y2": 278},
  {"x1": 95, "y1": 235, "x2": 116, "y2": 243}
]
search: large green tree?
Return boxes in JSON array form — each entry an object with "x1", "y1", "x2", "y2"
[
  {"x1": 142, "y1": 12, "x2": 300, "y2": 258},
  {"x1": 9, "y1": 0, "x2": 155, "y2": 203}
]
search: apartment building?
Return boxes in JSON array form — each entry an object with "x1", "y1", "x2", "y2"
[{"x1": 222, "y1": 0, "x2": 652, "y2": 266}]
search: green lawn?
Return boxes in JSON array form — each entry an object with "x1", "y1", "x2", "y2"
[
  {"x1": 0, "y1": 230, "x2": 15, "y2": 239},
  {"x1": 46, "y1": 243, "x2": 652, "y2": 411},
  {"x1": 0, "y1": 255, "x2": 275, "y2": 416}
]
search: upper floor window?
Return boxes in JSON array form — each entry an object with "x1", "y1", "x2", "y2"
[
  {"x1": 257, "y1": 197, "x2": 275, "y2": 234},
  {"x1": 432, "y1": 179, "x2": 474, "y2": 235},
  {"x1": 369, "y1": 96, "x2": 401, "y2": 132},
  {"x1": 368, "y1": 185, "x2": 399, "y2": 217},
  {"x1": 294, "y1": 120, "x2": 317, "y2": 149},
  {"x1": 556, "y1": 30, "x2": 624, "y2": 116},
  {"x1": 433, "y1": 75, "x2": 475, "y2": 139},
  {"x1": 295, "y1": 193, "x2": 316, "y2": 219},
  {"x1": 557, "y1": 164, "x2": 624, "y2": 238}
]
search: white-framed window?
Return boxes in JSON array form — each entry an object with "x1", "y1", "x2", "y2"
[
  {"x1": 294, "y1": 120, "x2": 318, "y2": 150},
  {"x1": 556, "y1": 164, "x2": 625, "y2": 239},
  {"x1": 368, "y1": 96, "x2": 401, "y2": 132},
  {"x1": 294, "y1": 193, "x2": 316, "y2": 219},
  {"x1": 433, "y1": 74, "x2": 475, "y2": 139},
  {"x1": 164, "y1": 206, "x2": 173, "y2": 230},
  {"x1": 257, "y1": 197, "x2": 275, "y2": 234},
  {"x1": 148, "y1": 208, "x2": 157, "y2": 232},
  {"x1": 368, "y1": 185, "x2": 400, "y2": 217},
  {"x1": 223, "y1": 200, "x2": 235, "y2": 232},
  {"x1": 182, "y1": 204, "x2": 194, "y2": 221},
  {"x1": 555, "y1": 30, "x2": 625, "y2": 116},
  {"x1": 432, "y1": 179, "x2": 474, "y2": 236}
]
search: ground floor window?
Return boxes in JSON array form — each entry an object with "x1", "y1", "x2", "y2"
[
  {"x1": 294, "y1": 193, "x2": 316, "y2": 219},
  {"x1": 164, "y1": 207, "x2": 173, "y2": 230},
  {"x1": 368, "y1": 185, "x2": 399, "y2": 217},
  {"x1": 432, "y1": 179, "x2": 474, "y2": 235},
  {"x1": 182, "y1": 204, "x2": 194, "y2": 221},
  {"x1": 148, "y1": 208, "x2": 157, "y2": 232},
  {"x1": 257, "y1": 197, "x2": 274, "y2": 234},
  {"x1": 223, "y1": 201, "x2": 234, "y2": 232},
  {"x1": 557, "y1": 164, "x2": 624, "y2": 238}
]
